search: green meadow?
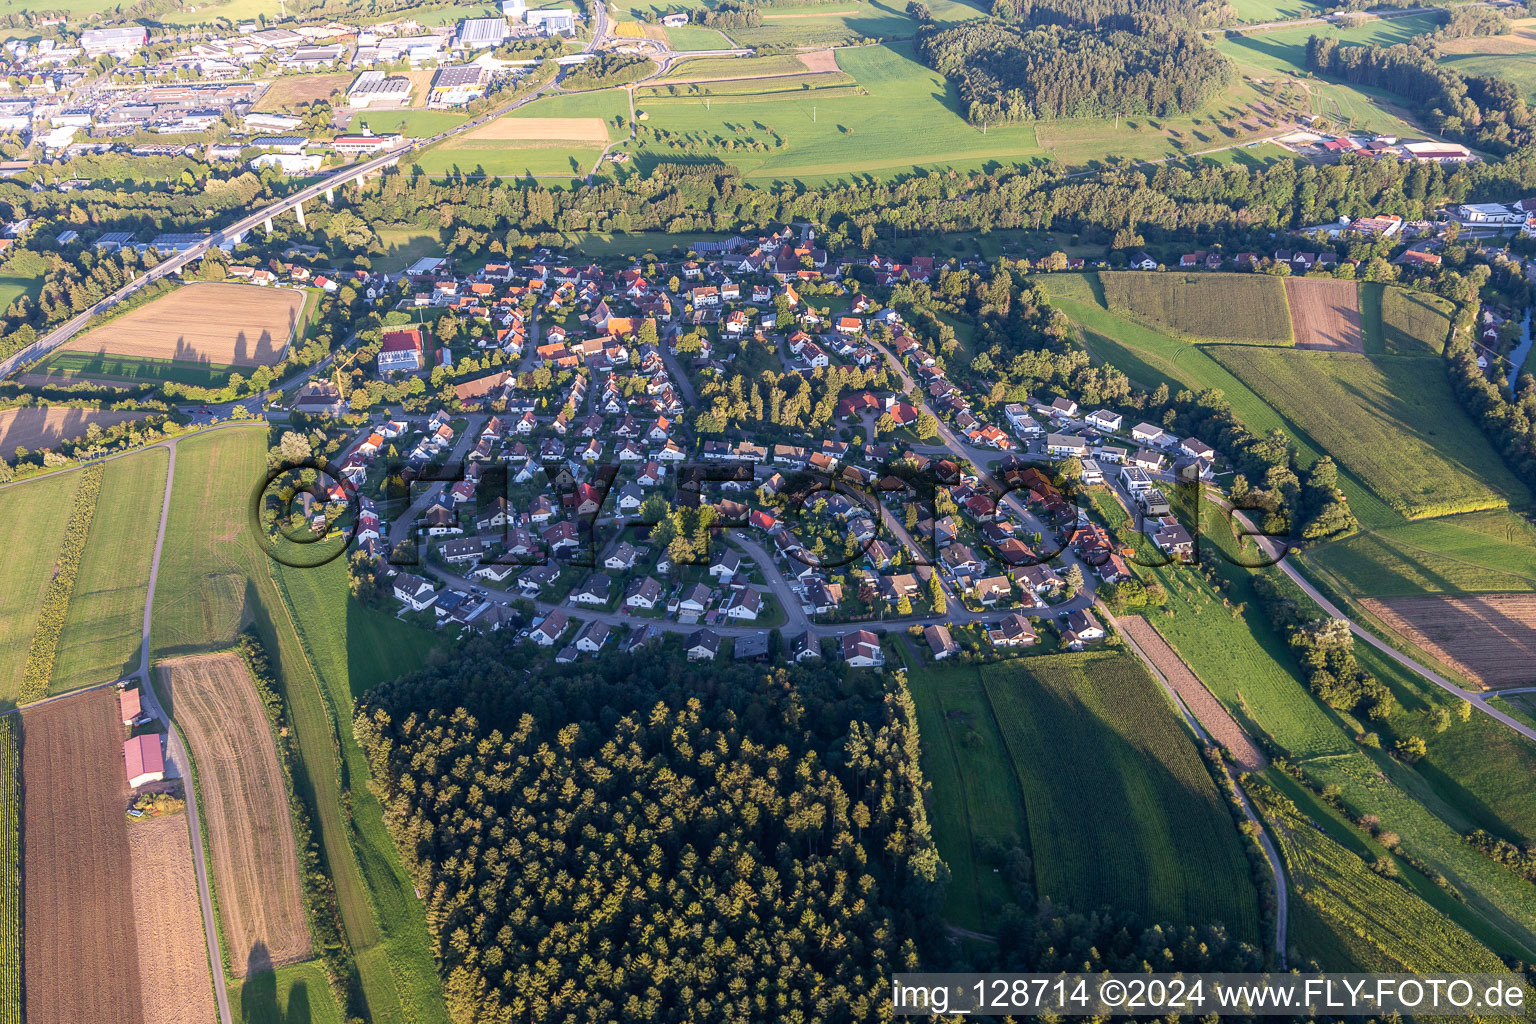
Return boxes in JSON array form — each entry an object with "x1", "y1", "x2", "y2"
[
  {"x1": 1211, "y1": 348, "x2": 1532, "y2": 519},
  {"x1": 0, "y1": 472, "x2": 80, "y2": 702},
  {"x1": 50, "y1": 448, "x2": 168, "y2": 692},
  {"x1": 1302, "y1": 510, "x2": 1536, "y2": 599},
  {"x1": 411, "y1": 89, "x2": 627, "y2": 178},
  {"x1": 908, "y1": 652, "x2": 1261, "y2": 942}
]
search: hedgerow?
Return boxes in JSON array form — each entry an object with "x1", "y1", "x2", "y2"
[
  {"x1": 0, "y1": 717, "x2": 17, "y2": 1024},
  {"x1": 19, "y1": 463, "x2": 103, "y2": 703}
]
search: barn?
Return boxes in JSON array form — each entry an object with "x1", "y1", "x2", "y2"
[{"x1": 124, "y1": 733, "x2": 165, "y2": 788}]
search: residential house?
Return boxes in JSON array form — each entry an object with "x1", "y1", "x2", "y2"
[
  {"x1": 923, "y1": 624, "x2": 959, "y2": 660},
  {"x1": 841, "y1": 629, "x2": 884, "y2": 667}
]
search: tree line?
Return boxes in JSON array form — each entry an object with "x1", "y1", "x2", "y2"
[{"x1": 1306, "y1": 35, "x2": 1534, "y2": 154}]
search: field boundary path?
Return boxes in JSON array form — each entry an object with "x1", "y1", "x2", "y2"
[
  {"x1": 136, "y1": 439, "x2": 234, "y2": 1024},
  {"x1": 1105, "y1": 605, "x2": 1288, "y2": 966}
]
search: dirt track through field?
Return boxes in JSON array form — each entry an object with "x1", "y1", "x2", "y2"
[
  {"x1": 62, "y1": 282, "x2": 303, "y2": 368},
  {"x1": 21, "y1": 688, "x2": 145, "y2": 1024},
  {"x1": 158, "y1": 653, "x2": 311, "y2": 976},
  {"x1": 1119, "y1": 616, "x2": 1267, "y2": 770},
  {"x1": 1363, "y1": 594, "x2": 1536, "y2": 689},
  {"x1": 761, "y1": 8, "x2": 856, "y2": 15},
  {"x1": 128, "y1": 814, "x2": 218, "y2": 1024},
  {"x1": 1285, "y1": 277, "x2": 1363, "y2": 351}
]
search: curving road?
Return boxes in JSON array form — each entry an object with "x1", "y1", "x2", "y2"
[{"x1": 1213, "y1": 493, "x2": 1536, "y2": 745}]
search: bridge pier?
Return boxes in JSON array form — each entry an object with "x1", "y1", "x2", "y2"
[
  {"x1": 294, "y1": 202, "x2": 306, "y2": 230},
  {"x1": 324, "y1": 187, "x2": 334, "y2": 204},
  {"x1": 263, "y1": 217, "x2": 273, "y2": 238}
]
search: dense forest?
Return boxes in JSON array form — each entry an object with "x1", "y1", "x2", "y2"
[
  {"x1": 354, "y1": 640, "x2": 1275, "y2": 1022},
  {"x1": 986, "y1": 0, "x2": 1224, "y2": 31},
  {"x1": 355, "y1": 643, "x2": 947, "y2": 1023},
  {"x1": 916, "y1": 20, "x2": 1233, "y2": 122},
  {"x1": 1306, "y1": 36, "x2": 1534, "y2": 154}
]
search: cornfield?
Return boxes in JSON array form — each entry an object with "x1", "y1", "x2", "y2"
[{"x1": 1102, "y1": 271, "x2": 1294, "y2": 344}]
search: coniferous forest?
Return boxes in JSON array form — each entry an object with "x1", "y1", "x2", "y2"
[
  {"x1": 355, "y1": 643, "x2": 946, "y2": 1023},
  {"x1": 354, "y1": 641, "x2": 1267, "y2": 1023}
]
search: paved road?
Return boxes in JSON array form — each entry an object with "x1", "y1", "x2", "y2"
[
  {"x1": 386, "y1": 414, "x2": 487, "y2": 548},
  {"x1": 1214, "y1": 493, "x2": 1536, "y2": 746},
  {"x1": 1110, "y1": 606, "x2": 1288, "y2": 967}
]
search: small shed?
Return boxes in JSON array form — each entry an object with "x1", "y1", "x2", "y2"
[
  {"x1": 124, "y1": 734, "x2": 164, "y2": 788},
  {"x1": 119, "y1": 687, "x2": 142, "y2": 727}
]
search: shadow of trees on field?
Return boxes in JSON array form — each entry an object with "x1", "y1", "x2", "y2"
[{"x1": 239, "y1": 942, "x2": 317, "y2": 1024}]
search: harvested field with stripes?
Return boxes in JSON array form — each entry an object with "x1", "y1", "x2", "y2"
[
  {"x1": 1286, "y1": 278, "x2": 1364, "y2": 352},
  {"x1": 158, "y1": 653, "x2": 310, "y2": 975},
  {"x1": 1362, "y1": 594, "x2": 1536, "y2": 689}
]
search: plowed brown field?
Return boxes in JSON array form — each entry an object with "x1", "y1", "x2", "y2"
[
  {"x1": 61, "y1": 283, "x2": 302, "y2": 367},
  {"x1": 21, "y1": 688, "x2": 144, "y2": 1024},
  {"x1": 1285, "y1": 277, "x2": 1363, "y2": 351},
  {"x1": 127, "y1": 814, "x2": 217, "y2": 1024},
  {"x1": 1362, "y1": 594, "x2": 1536, "y2": 689},
  {"x1": 158, "y1": 654, "x2": 310, "y2": 975},
  {"x1": 1119, "y1": 615, "x2": 1266, "y2": 770}
]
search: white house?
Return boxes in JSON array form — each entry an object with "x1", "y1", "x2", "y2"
[
  {"x1": 393, "y1": 574, "x2": 436, "y2": 610},
  {"x1": 1086, "y1": 410, "x2": 1122, "y2": 433},
  {"x1": 842, "y1": 630, "x2": 883, "y2": 667}
]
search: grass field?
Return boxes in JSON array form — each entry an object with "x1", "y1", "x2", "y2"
[
  {"x1": 373, "y1": 226, "x2": 442, "y2": 274},
  {"x1": 662, "y1": 24, "x2": 735, "y2": 49},
  {"x1": 1440, "y1": 50, "x2": 1536, "y2": 105},
  {"x1": 50, "y1": 448, "x2": 168, "y2": 692},
  {"x1": 1041, "y1": 273, "x2": 1400, "y2": 527},
  {"x1": 0, "y1": 250, "x2": 47, "y2": 312},
  {"x1": 271, "y1": 557, "x2": 447, "y2": 1024},
  {"x1": 412, "y1": 89, "x2": 625, "y2": 177},
  {"x1": 905, "y1": 662, "x2": 1029, "y2": 931},
  {"x1": 1359, "y1": 283, "x2": 1455, "y2": 356},
  {"x1": 33, "y1": 351, "x2": 248, "y2": 388},
  {"x1": 1101, "y1": 272, "x2": 1294, "y2": 344},
  {"x1": 152, "y1": 431, "x2": 266, "y2": 656},
  {"x1": 978, "y1": 652, "x2": 1261, "y2": 939},
  {"x1": 0, "y1": 472, "x2": 80, "y2": 702},
  {"x1": 351, "y1": 110, "x2": 470, "y2": 139},
  {"x1": 1303, "y1": 510, "x2": 1536, "y2": 598},
  {"x1": 1211, "y1": 348, "x2": 1532, "y2": 519},
  {"x1": 233, "y1": 961, "x2": 343, "y2": 1024}
]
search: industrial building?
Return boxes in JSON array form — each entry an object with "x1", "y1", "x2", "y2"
[{"x1": 347, "y1": 70, "x2": 412, "y2": 108}]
